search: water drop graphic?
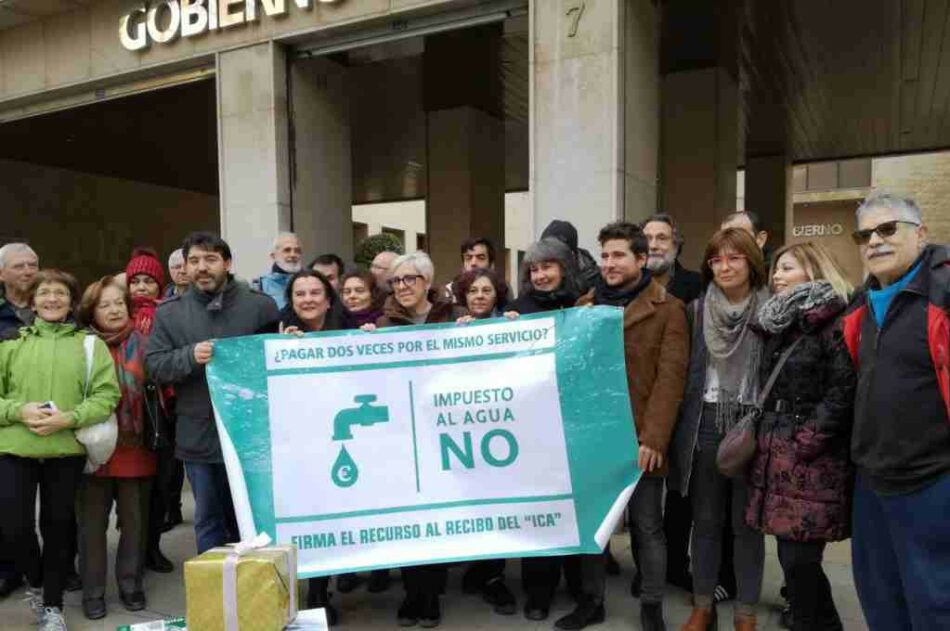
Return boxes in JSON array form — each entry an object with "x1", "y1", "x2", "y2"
[{"x1": 331, "y1": 445, "x2": 359, "y2": 488}]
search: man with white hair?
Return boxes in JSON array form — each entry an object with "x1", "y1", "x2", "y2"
[
  {"x1": 253, "y1": 232, "x2": 303, "y2": 309},
  {"x1": 0, "y1": 243, "x2": 38, "y2": 340},
  {"x1": 165, "y1": 248, "x2": 190, "y2": 298},
  {"x1": 0, "y1": 242, "x2": 39, "y2": 599},
  {"x1": 843, "y1": 192, "x2": 950, "y2": 630}
]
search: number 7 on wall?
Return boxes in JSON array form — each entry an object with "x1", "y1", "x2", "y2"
[{"x1": 566, "y1": 3, "x2": 586, "y2": 38}]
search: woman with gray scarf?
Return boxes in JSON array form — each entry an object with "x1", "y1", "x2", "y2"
[{"x1": 669, "y1": 228, "x2": 769, "y2": 631}]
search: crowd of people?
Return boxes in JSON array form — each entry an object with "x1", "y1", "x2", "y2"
[{"x1": 0, "y1": 191, "x2": 947, "y2": 631}]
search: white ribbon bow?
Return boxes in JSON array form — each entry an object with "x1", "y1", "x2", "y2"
[{"x1": 222, "y1": 533, "x2": 296, "y2": 631}]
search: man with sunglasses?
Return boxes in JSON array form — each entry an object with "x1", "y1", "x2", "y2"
[{"x1": 843, "y1": 192, "x2": 950, "y2": 630}]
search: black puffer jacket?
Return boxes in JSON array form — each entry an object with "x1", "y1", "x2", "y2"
[{"x1": 745, "y1": 299, "x2": 856, "y2": 542}]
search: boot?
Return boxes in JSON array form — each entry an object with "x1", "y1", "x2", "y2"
[
  {"x1": 145, "y1": 547, "x2": 173, "y2": 573},
  {"x1": 680, "y1": 606, "x2": 716, "y2": 631},
  {"x1": 307, "y1": 579, "x2": 337, "y2": 626},
  {"x1": 734, "y1": 612, "x2": 756, "y2": 631},
  {"x1": 367, "y1": 569, "x2": 391, "y2": 593},
  {"x1": 397, "y1": 594, "x2": 421, "y2": 627},
  {"x1": 640, "y1": 602, "x2": 667, "y2": 631},
  {"x1": 553, "y1": 598, "x2": 605, "y2": 630},
  {"x1": 418, "y1": 594, "x2": 442, "y2": 628}
]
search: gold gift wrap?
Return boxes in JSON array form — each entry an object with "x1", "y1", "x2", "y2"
[{"x1": 185, "y1": 542, "x2": 298, "y2": 631}]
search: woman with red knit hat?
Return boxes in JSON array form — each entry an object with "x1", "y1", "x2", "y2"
[
  {"x1": 123, "y1": 248, "x2": 175, "y2": 574},
  {"x1": 125, "y1": 248, "x2": 165, "y2": 335}
]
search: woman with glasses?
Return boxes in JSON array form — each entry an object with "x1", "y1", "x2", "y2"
[
  {"x1": 504, "y1": 238, "x2": 585, "y2": 622},
  {"x1": 363, "y1": 251, "x2": 465, "y2": 628},
  {"x1": 0, "y1": 270, "x2": 120, "y2": 631},
  {"x1": 669, "y1": 228, "x2": 769, "y2": 631},
  {"x1": 745, "y1": 242, "x2": 855, "y2": 631}
]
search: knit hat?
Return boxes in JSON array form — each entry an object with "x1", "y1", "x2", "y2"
[
  {"x1": 540, "y1": 219, "x2": 579, "y2": 253},
  {"x1": 125, "y1": 247, "x2": 165, "y2": 289}
]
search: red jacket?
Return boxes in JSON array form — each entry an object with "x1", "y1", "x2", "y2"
[{"x1": 842, "y1": 245, "x2": 950, "y2": 495}]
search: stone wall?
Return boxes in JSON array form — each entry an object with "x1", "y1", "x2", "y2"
[
  {"x1": 0, "y1": 158, "x2": 219, "y2": 285},
  {"x1": 871, "y1": 152, "x2": 950, "y2": 244}
]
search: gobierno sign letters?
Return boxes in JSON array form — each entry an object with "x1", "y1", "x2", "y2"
[{"x1": 119, "y1": 0, "x2": 341, "y2": 51}]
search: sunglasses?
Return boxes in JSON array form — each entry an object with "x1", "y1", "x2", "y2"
[{"x1": 851, "y1": 220, "x2": 919, "y2": 245}]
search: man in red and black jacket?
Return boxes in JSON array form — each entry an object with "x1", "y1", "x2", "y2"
[{"x1": 842, "y1": 192, "x2": 950, "y2": 631}]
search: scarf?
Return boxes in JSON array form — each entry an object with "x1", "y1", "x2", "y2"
[
  {"x1": 527, "y1": 286, "x2": 579, "y2": 311},
  {"x1": 703, "y1": 284, "x2": 769, "y2": 433},
  {"x1": 93, "y1": 323, "x2": 145, "y2": 444},
  {"x1": 346, "y1": 307, "x2": 383, "y2": 328},
  {"x1": 130, "y1": 295, "x2": 158, "y2": 336},
  {"x1": 758, "y1": 281, "x2": 842, "y2": 334},
  {"x1": 593, "y1": 270, "x2": 652, "y2": 307}
]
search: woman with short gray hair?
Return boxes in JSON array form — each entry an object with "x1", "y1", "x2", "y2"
[
  {"x1": 507, "y1": 237, "x2": 585, "y2": 621},
  {"x1": 375, "y1": 252, "x2": 457, "y2": 328},
  {"x1": 366, "y1": 251, "x2": 465, "y2": 627},
  {"x1": 511, "y1": 238, "x2": 583, "y2": 316}
]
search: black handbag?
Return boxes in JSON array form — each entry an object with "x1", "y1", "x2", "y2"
[{"x1": 142, "y1": 382, "x2": 172, "y2": 452}]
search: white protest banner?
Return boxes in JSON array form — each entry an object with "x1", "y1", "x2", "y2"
[{"x1": 207, "y1": 307, "x2": 640, "y2": 577}]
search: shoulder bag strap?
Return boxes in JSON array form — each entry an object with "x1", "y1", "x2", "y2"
[
  {"x1": 756, "y1": 335, "x2": 806, "y2": 408},
  {"x1": 82, "y1": 335, "x2": 96, "y2": 399}
]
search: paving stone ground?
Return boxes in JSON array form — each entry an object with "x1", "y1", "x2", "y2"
[{"x1": 0, "y1": 489, "x2": 868, "y2": 630}]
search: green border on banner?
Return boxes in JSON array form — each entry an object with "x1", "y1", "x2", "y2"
[{"x1": 207, "y1": 306, "x2": 640, "y2": 567}]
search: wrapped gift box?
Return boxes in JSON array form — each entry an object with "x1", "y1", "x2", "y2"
[{"x1": 185, "y1": 539, "x2": 297, "y2": 631}]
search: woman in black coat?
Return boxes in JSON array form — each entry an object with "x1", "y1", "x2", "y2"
[
  {"x1": 506, "y1": 238, "x2": 584, "y2": 621},
  {"x1": 746, "y1": 242, "x2": 856, "y2": 631},
  {"x1": 268, "y1": 269, "x2": 343, "y2": 625}
]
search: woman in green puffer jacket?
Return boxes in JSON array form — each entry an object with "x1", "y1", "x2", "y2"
[{"x1": 0, "y1": 269, "x2": 120, "y2": 631}]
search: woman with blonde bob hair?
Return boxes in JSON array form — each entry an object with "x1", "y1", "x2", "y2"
[
  {"x1": 745, "y1": 241, "x2": 857, "y2": 631},
  {"x1": 767, "y1": 241, "x2": 853, "y2": 303}
]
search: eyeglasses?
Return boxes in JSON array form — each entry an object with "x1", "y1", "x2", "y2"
[
  {"x1": 388, "y1": 274, "x2": 423, "y2": 288},
  {"x1": 707, "y1": 254, "x2": 747, "y2": 270},
  {"x1": 851, "y1": 220, "x2": 919, "y2": 245}
]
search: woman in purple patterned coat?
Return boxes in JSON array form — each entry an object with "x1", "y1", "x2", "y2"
[{"x1": 746, "y1": 241, "x2": 856, "y2": 631}]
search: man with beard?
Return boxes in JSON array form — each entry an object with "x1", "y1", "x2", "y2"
[
  {"x1": 253, "y1": 232, "x2": 303, "y2": 309},
  {"x1": 641, "y1": 214, "x2": 702, "y2": 305},
  {"x1": 562, "y1": 222, "x2": 688, "y2": 631},
  {"x1": 146, "y1": 232, "x2": 279, "y2": 553}
]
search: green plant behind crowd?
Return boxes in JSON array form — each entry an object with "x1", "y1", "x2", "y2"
[{"x1": 354, "y1": 234, "x2": 405, "y2": 270}]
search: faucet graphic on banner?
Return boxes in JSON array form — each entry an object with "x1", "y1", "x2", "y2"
[{"x1": 330, "y1": 395, "x2": 390, "y2": 488}]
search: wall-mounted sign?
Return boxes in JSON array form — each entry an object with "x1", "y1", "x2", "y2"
[
  {"x1": 120, "y1": 0, "x2": 341, "y2": 51},
  {"x1": 792, "y1": 223, "x2": 844, "y2": 238}
]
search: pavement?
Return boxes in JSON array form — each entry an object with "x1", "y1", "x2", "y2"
[{"x1": 0, "y1": 488, "x2": 869, "y2": 630}]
